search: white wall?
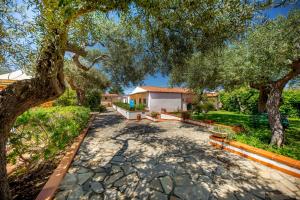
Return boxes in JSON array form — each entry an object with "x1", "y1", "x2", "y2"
[
  {"x1": 113, "y1": 105, "x2": 149, "y2": 119},
  {"x1": 149, "y1": 92, "x2": 184, "y2": 112}
]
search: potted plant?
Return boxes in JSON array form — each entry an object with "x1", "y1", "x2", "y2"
[
  {"x1": 209, "y1": 126, "x2": 234, "y2": 138},
  {"x1": 150, "y1": 112, "x2": 159, "y2": 119}
]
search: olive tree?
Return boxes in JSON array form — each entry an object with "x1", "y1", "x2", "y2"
[
  {"x1": 219, "y1": 10, "x2": 300, "y2": 146},
  {"x1": 64, "y1": 61, "x2": 110, "y2": 105},
  {"x1": 0, "y1": 1, "x2": 134, "y2": 199}
]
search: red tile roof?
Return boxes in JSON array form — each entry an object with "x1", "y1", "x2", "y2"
[{"x1": 140, "y1": 86, "x2": 191, "y2": 94}]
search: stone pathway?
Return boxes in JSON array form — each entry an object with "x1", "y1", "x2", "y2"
[{"x1": 55, "y1": 109, "x2": 300, "y2": 200}]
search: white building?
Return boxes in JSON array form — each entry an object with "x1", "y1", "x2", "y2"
[{"x1": 129, "y1": 86, "x2": 194, "y2": 112}]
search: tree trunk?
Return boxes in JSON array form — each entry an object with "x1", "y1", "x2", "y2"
[
  {"x1": 0, "y1": 29, "x2": 67, "y2": 200},
  {"x1": 258, "y1": 86, "x2": 270, "y2": 113},
  {"x1": 266, "y1": 85, "x2": 284, "y2": 147},
  {"x1": 0, "y1": 124, "x2": 10, "y2": 200},
  {"x1": 76, "y1": 89, "x2": 86, "y2": 105}
]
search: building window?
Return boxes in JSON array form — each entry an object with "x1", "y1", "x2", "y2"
[
  {"x1": 139, "y1": 98, "x2": 141, "y2": 104},
  {"x1": 105, "y1": 97, "x2": 107, "y2": 100},
  {"x1": 143, "y1": 98, "x2": 146, "y2": 104}
]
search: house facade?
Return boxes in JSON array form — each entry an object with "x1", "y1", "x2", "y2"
[{"x1": 129, "y1": 86, "x2": 195, "y2": 112}]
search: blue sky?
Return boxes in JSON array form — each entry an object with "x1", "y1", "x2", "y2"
[{"x1": 124, "y1": 2, "x2": 300, "y2": 94}]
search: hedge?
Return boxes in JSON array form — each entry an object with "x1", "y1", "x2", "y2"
[{"x1": 220, "y1": 88, "x2": 300, "y2": 117}]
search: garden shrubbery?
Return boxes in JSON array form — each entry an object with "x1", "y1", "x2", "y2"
[
  {"x1": 8, "y1": 106, "x2": 90, "y2": 169},
  {"x1": 53, "y1": 89, "x2": 77, "y2": 106},
  {"x1": 113, "y1": 102, "x2": 146, "y2": 111},
  {"x1": 220, "y1": 88, "x2": 300, "y2": 117}
]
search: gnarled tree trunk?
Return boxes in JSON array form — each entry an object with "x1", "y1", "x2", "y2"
[
  {"x1": 0, "y1": 124, "x2": 10, "y2": 200},
  {"x1": 0, "y1": 29, "x2": 67, "y2": 200},
  {"x1": 266, "y1": 85, "x2": 284, "y2": 147},
  {"x1": 258, "y1": 86, "x2": 270, "y2": 113}
]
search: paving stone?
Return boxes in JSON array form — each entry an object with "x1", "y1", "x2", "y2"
[
  {"x1": 104, "y1": 171, "x2": 124, "y2": 186},
  {"x1": 159, "y1": 176, "x2": 173, "y2": 194},
  {"x1": 111, "y1": 165, "x2": 122, "y2": 174},
  {"x1": 111, "y1": 155, "x2": 125, "y2": 163},
  {"x1": 54, "y1": 191, "x2": 69, "y2": 200},
  {"x1": 91, "y1": 182, "x2": 104, "y2": 193},
  {"x1": 174, "y1": 175, "x2": 193, "y2": 186},
  {"x1": 174, "y1": 183, "x2": 210, "y2": 200},
  {"x1": 60, "y1": 174, "x2": 77, "y2": 189},
  {"x1": 93, "y1": 173, "x2": 106, "y2": 182},
  {"x1": 77, "y1": 167, "x2": 89, "y2": 174},
  {"x1": 150, "y1": 191, "x2": 168, "y2": 200},
  {"x1": 77, "y1": 172, "x2": 94, "y2": 185},
  {"x1": 93, "y1": 167, "x2": 106, "y2": 173},
  {"x1": 89, "y1": 194, "x2": 103, "y2": 200},
  {"x1": 149, "y1": 178, "x2": 163, "y2": 192},
  {"x1": 67, "y1": 186, "x2": 84, "y2": 200}
]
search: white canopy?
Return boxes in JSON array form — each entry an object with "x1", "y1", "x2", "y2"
[{"x1": 0, "y1": 70, "x2": 31, "y2": 80}]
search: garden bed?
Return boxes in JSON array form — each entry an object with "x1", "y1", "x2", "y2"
[
  {"x1": 209, "y1": 135, "x2": 300, "y2": 178},
  {"x1": 7, "y1": 106, "x2": 92, "y2": 200},
  {"x1": 113, "y1": 103, "x2": 149, "y2": 120},
  {"x1": 193, "y1": 111, "x2": 300, "y2": 160}
]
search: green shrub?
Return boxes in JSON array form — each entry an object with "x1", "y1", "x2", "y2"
[
  {"x1": 151, "y1": 112, "x2": 159, "y2": 118},
  {"x1": 54, "y1": 89, "x2": 77, "y2": 106},
  {"x1": 85, "y1": 89, "x2": 101, "y2": 111},
  {"x1": 280, "y1": 89, "x2": 300, "y2": 118},
  {"x1": 8, "y1": 106, "x2": 90, "y2": 168},
  {"x1": 220, "y1": 87, "x2": 300, "y2": 117},
  {"x1": 181, "y1": 111, "x2": 191, "y2": 119},
  {"x1": 220, "y1": 87, "x2": 259, "y2": 114},
  {"x1": 113, "y1": 102, "x2": 146, "y2": 111}
]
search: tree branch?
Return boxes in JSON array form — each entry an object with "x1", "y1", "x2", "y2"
[
  {"x1": 67, "y1": 42, "x2": 109, "y2": 71},
  {"x1": 276, "y1": 59, "x2": 300, "y2": 88}
]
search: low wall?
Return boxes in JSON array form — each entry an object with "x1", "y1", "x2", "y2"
[
  {"x1": 113, "y1": 105, "x2": 149, "y2": 120},
  {"x1": 209, "y1": 135, "x2": 300, "y2": 178}
]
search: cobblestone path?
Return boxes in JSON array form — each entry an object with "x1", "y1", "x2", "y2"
[{"x1": 55, "y1": 110, "x2": 300, "y2": 200}]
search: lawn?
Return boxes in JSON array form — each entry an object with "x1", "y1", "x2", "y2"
[{"x1": 192, "y1": 110, "x2": 300, "y2": 160}]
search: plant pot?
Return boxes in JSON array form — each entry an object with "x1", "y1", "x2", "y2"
[{"x1": 209, "y1": 130, "x2": 228, "y2": 138}]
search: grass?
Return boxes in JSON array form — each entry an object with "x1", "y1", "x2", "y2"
[{"x1": 192, "y1": 110, "x2": 300, "y2": 160}]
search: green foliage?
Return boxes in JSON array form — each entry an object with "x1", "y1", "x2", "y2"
[
  {"x1": 220, "y1": 87, "x2": 300, "y2": 117},
  {"x1": 220, "y1": 87, "x2": 259, "y2": 114},
  {"x1": 280, "y1": 89, "x2": 300, "y2": 118},
  {"x1": 53, "y1": 89, "x2": 77, "y2": 106},
  {"x1": 85, "y1": 89, "x2": 101, "y2": 111},
  {"x1": 194, "y1": 102, "x2": 215, "y2": 114},
  {"x1": 8, "y1": 106, "x2": 90, "y2": 167},
  {"x1": 150, "y1": 112, "x2": 159, "y2": 118},
  {"x1": 113, "y1": 102, "x2": 146, "y2": 111},
  {"x1": 221, "y1": 10, "x2": 300, "y2": 87},
  {"x1": 193, "y1": 110, "x2": 300, "y2": 160}
]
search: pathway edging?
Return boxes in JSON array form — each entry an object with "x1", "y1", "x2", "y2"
[{"x1": 209, "y1": 135, "x2": 300, "y2": 178}]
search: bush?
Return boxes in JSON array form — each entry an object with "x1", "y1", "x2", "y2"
[
  {"x1": 181, "y1": 111, "x2": 191, "y2": 119},
  {"x1": 220, "y1": 87, "x2": 259, "y2": 114},
  {"x1": 85, "y1": 89, "x2": 101, "y2": 111},
  {"x1": 280, "y1": 89, "x2": 300, "y2": 118},
  {"x1": 8, "y1": 106, "x2": 90, "y2": 168},
  {"x1": 53, "y1": 89, "x2": 77, "y2": 106},
  {"x1": 151, "y1": 112, "x2": 159, "y2": 118},
  {"x1": 193, "y1": 102, "x2": 215, "y2": 113},
  {"x1": 113, "y1": 102, "x2": 146, "y2": 111}
]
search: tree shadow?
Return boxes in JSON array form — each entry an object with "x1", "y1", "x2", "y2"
[
  {"x1": 59, "y1": 116, "x2": 297, "y2": 200},
  {"x1": 96, "y1": 122, "x2": 296, "y2": 200}
]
